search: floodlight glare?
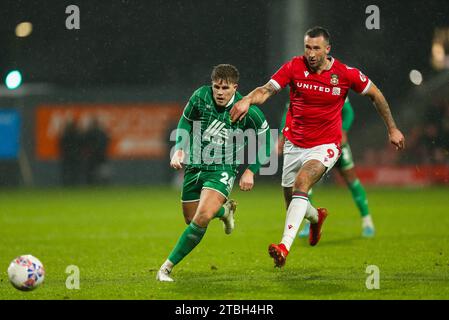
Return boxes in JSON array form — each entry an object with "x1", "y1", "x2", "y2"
[
  {"x1": 5, "y1": 70, "x2": 23, "y2": 90},
  {"x1": 15, "y1": 22, "x2": 33, "y2": 37},
  {"x1": 409, "y1": 70, "x2": 423, "y2": 86}
]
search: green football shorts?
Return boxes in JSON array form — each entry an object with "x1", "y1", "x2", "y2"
[
  {"x1": 335, "y1": 143, "x2": 355, "y2": 170},
  {"x1": 181, "y1": 167, "x2": 236, "y2": 202}
]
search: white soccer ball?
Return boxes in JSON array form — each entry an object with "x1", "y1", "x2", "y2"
[{"x1": 7, "y1": 255, "x2": 45, "y2": 291}]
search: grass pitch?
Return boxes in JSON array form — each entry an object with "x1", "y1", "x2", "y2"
[{"x1": 0, "y1": 185, "x2": 448, "y2": 300}]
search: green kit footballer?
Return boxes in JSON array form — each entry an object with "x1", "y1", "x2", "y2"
[{"x1": 157, "y1": 64, "x2": 271, "y2": 281}]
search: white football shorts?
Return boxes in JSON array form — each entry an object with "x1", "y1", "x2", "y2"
[{"x1": 281, "y1": 139, "x2": 341, "y2": 187}]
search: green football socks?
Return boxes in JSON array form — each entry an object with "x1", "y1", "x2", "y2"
[
  {"x1": 214, "y1": 206, "x2": 225, "y2": 219},
  {"x1": 349, "y1": 179, "x2": 370, "y2": 217},
  {"x1": 168, "y1": 222, "x2": 207, "y2": 265}
]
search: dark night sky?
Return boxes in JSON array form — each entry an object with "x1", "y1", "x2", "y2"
[
  {"x1": 1, "y1": 0, "x2": 269, "y2": 89},
  {"x1": 1, "y1": 0, "x2": 448, "y2": 103}
]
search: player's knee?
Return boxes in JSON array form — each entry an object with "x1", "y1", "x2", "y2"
[
  {"x1": 193, "y1": 208, "x2": 214, "y2": 226},
  {"x1": 293, "y1": 178, "x2": 310, "y2": 193}
]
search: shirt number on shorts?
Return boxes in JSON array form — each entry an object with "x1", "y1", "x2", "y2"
[
  {"x1": 220, "y1": 172, "x2": 235, "y2": 189},
  {"x1": 327, "y1": 149, "x2": 335, "y2": 158}
]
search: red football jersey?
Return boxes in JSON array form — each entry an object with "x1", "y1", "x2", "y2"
[{"x1": 271, "y1": 56, "x2": 371, "y2": 148}]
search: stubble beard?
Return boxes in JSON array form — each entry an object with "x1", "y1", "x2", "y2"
[{"x1": 308, "y1": 56, "x2": 328, "y2": 73}]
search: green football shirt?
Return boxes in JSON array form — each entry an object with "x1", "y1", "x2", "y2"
[{"x1": 181, "y1": 85, "x2": 270, "y2": 172}]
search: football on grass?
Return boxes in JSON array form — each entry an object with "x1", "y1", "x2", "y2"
[{"x1": 7, "y1": 255, "x2": 45, "y2": 291}]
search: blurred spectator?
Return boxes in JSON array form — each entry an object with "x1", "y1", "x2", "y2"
[
  {"x1": 82, "y1": 117, "x2": 111, "y2": 185},
  {"x1": 361, "y1": 98, "x2": 449, "y2": 166},
  {"x1": 362, "y1": 148, "x2": 378, "y2": 166},
  {"x1": 401, "y1": 125, "x2": 423, "y2": 164},
  {"x1": 441, "y1": 103, "x2": 449, "y2": 151},
  {"x1": 413, "y1": 98, "x2": 449, "y2": 165},
  {"x1": 59, "y1": 119, "x2": 83, "y2": 186},
  {"x1": 419, "y1": 123, "x2": 440, "y2": 164}
]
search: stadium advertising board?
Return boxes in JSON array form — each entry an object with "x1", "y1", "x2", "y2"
[
  {"x1": 0, "y1": 109, "x2": 21, "y2": 159},
  {"x1": 36, "y1": 104, "x2": 182, "y2": 160}
]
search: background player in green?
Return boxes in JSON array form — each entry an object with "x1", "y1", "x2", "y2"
[
  {"x1": 157, "y1": 64, "x2": 271, "y2": 281},
  {"x1": 278, "y1": 97, "x2": 375, "y2": 238}
]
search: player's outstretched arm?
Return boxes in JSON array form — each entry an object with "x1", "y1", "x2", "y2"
[
  {"x1": 230, "y1": 81, "x2": 277, "y2": 122},
  {"x1": 170, "y1": 116, "x2": 192, "y2": 170},
  {"x1": 170, "y1": 150, "x2": 185, "y2": 170},
  {"x1": 365, "y1": 83, "x2": 405, "y2": 150}
]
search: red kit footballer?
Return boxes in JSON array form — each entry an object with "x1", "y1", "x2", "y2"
[{"x1": 230, "y1": 26, "x2": 405, "y2": 268}]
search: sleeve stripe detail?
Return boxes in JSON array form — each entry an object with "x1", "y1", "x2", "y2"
[
  {"x1": 269, "y1": 79, "x2": 281, "y2": 91},
  {"x1": 361, "y1": 79, "x2": 372, "y2": 95},
  {"x1": 251, "y1": 108, "x2": 264, "y2": 124},
  {"x1": 248, "y1": 115, "x2": 257, "y2": 130},
  {"x1": 257, "y1": 127, "x2": 269, "y2": 135}
]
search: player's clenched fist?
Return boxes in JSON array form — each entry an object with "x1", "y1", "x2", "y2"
[
  {"x1": 388, "y1": 128, "x2": 405, "y2": 150},
  {"x1": 170, "y1": 149, "x2": 185, "y2": 170},
  {"x1": 239, "y1": 169, "x2": 254, "y2": 191}
]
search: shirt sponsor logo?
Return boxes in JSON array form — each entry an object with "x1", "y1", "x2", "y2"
[
  {"x1": 296, "y1": 82, "x2": 332, "y2": 93},
  {"x1": 203, "y1": 119, "x2": 228, "y2": 145},
  {"x1": 332, "y1": 87, "x2": 341, "y2": 95}
]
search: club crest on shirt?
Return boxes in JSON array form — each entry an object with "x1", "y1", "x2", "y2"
[{"x1": 330, "y1": 74, "x2": 339, "y2": 86}]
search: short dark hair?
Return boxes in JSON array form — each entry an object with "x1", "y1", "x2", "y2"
[
  {"x1": 305, "y1": 26, "x2": 330, "y2": 44},
  {"x1": 211, "y1": 64, "x2": 240, "y2": 84}
]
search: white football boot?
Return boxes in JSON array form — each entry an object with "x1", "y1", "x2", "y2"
[
  {"x1": 220, "y1": 199, "x2": 237, "y2": 235},
  {"x1": 156, "y1": 267, "x2": 174, "y2": 282}
]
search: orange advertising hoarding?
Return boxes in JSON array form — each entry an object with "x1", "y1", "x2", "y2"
[{"x1": 36, "y1": 104, "x2": 182, "y2": 160}]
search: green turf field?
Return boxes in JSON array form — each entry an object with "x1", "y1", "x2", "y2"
[{"x1": 0, "y1": 185, "x2": 448, "y2": 300}]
